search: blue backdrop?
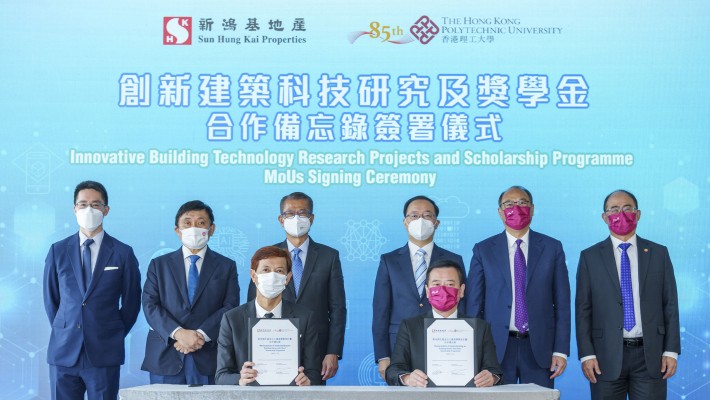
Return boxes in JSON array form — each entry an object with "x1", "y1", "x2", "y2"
[{"x1": 1, "y1": 1, "x2": 708, "y2": 399}]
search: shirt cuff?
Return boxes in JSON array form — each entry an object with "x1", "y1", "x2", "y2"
[
  {"x1": 377, "y1": 357, "x2": 390, "y2": 363},
  {"x1": 662, "y1": 351, "x2": 678, "y2": 360},
  {"x1": 580, "y1": 355, "x2": 597, "y2": 363},
  {"x1": 170, "y1": 327, "x2": 182, "y2": 340},
  {"x1": 398, "y1": 373, "x2": 408, "y2": 385},
  {"x1": 552, "y1": 352, "x2": 567, "y2": 360},
  {"x1": 197, "y1": 329, "x2": 211, "y2": 342}
]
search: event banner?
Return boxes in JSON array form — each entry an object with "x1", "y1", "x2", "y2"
[{"x1": 2, "y1": 1, "x2": 708, "y2": 399}]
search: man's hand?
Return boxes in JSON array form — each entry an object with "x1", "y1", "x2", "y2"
[
  {"x1": 174, "y1": 329, "x2": 205, "y2": 353},
  {"x1": 295, "y1": 366, "x2": 311, "y2": 386},
  {"x1": 582, "y1": 358, "x2": 601, "y2": 383},
  {"x1": 661, "y1": 356, "x2": 677, "y2": 379},
  {"x1": 549, "y1": 355, "x2": 567, "y2": 379},
  {"x1": 402, "y1": 369, "x2": 428, "y2": 387},
  {"x1": 377, "y1": 359, "x2": 390, "y2": 381},
  {"x1": 239, "y1": 361, "x2": 257, "y2": 386},
  {"x1": 473, "y1": 369, "x2": 496, "y2": 387},
  {"x1": 321, "y1": 354, "x2": 339, "y2": 381}
]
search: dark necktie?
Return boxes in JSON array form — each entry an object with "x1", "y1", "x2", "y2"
[
  {"x1": 264, "y1": 312, "x2": 274, "y2": 319},
  {"x1": 514, "y1": 239, "x2": 529, "y2": 332},
  {"x1": 82, "y1": 238, "x2": 95, "y2": 291},
  {"x1": 187, "y1": 255, "x2": 200, "y2": 304},
  {"x1": 619, "y1": 243, "x2": 636, "y2": 331}
]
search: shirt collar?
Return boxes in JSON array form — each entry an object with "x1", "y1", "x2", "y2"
[
  {"x1": 286, "y1": 237, "x2": 310, "y2": 252},
  {"x1": 255, "y1": 299, "x2": 284, "y2": 318},
  {"x1": 432, "y1": 308, "x2": 458, "y2": 319},
  {"x1": 505, "y1": 230, "x2": 529, "y2": 248},
  {"x1": 79, "y1": 230, "x2": 104, "y2": 247},
  {"x1": 408, "y1": 240, "x2": 435, "y2": 258},
  {"x1": 181, "y1": 245, "x2": 208, "y2": 260},
  {"x1": 609, "y1": 234, "x2": 637, "y2": 250}
]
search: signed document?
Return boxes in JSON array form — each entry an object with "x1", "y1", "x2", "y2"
[
  {"x1": 248, "y1": 318, "x2": 300, "y2": 386},
  {"x1": 425, "y1": 318, "x2": 476, "y2": 387}
]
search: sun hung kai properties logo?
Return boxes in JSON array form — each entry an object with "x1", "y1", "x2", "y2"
[
  {"x1": 348, "y1": 15, "x2": 439, "y2": 45},
  {"x1": 164, "y1": 17, "x2": 192, "y2": 45}
]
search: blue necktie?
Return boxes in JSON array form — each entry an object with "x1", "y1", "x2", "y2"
[
  {"x1": 514, "y1": 239, "x2": 529, "y2": 333},
  {"x1": 619, "y1": 243, "x2": 636, "y2": 331},
  {"x1": 414, "y1": 248, "x2": 427, "y2": 298},
  {"x1": 187, "y1": 255, "x2": 200, "y2": 304},
  {"x1": 82, "y1": 238, "x2": 94, "y2": 291},
  {"x1": 292, "y1": 248, "x2": 303, "y2": 296}
]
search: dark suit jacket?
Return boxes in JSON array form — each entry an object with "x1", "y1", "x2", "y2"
[
  {"x1": 575, "y1": 236, "x2": 680, "y2": 381},
  {"x1": 372, "y1": 243, "x2": 465, "y2": 362},
  {"x1": 43, "y1": 232, "x2": 142, "y2": 368},
  {"x1": 464, "y1": 230, "x2": 571, "y2": 368},
  {"x1": 385, "y1": 312, "x2": 503, "y2": 386},
  {"x1": 247, "y1": 238, "x2": 346, "y2": 360},
  {"x1": 141, "y1": 246, "x2": 239, "y2": 376},
  {"x1": 215, "y1": 300, "x2": 321, "y2": 385}
]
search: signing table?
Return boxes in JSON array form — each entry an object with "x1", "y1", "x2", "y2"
[{"x1": 120, "y1": 383, "x2": 560, "y2": 400}]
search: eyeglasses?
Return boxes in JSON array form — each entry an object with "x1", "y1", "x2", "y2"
[
  {"x1": 75, "y1": 202, "x2": 106, "y2": 210},
  {"x1": 281, "y1": 210, "x2": 312, "y2": 219},
  {"x1": 405, "y1": 213, "x2": 436, "y2": 221},
  {"x1": 605, "y1": 206, "x2": 637, "y2": 214},
  {"x1": 500, "y1": 200, "x2": 531, "y2": 209}
]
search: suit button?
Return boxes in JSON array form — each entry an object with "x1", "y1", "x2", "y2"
[
  {"x1": 419, "y1": 303, "x2": 424, "y2": 308},
  {"x1": 76, "y1": 323, "x2": 81, "y2": 329},
  {"x1": 82, "y1": 303, "x2": 86, "y2": 307}
]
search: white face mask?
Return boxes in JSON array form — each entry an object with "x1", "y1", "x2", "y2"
[
  {"x1": 180, "y1": 227, "x2": 210, "y2": 250},
  {"x1": 76, "y1": 207, "x2": 104, "y2": 232},
  {"x1": 283, "y1": 216, "x2": 311, "y2": 238},
  {"x1": 256, "y1": 271, "x2": 288, "y2": 299},
  {"x1": 407, "y1": 218, "x2": 436, "y2": 241}
]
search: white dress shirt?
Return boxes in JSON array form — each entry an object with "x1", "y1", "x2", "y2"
[
  {"x1": 79, "y1": 230, "x2": 104, "y2": 273},
  {"x1": 255, "y1": 299, "x2": 283, "y2": 318},
  {"x1": 170, "y1": 245, "x2": 210, "y2": 342}
]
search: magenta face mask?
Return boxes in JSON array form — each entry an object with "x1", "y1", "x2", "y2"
[
  {"x1": 428, "y1": 285, "x2": 459, "y2": 312},
  {"x1": 504, "y1": 205, "x2": 532, "y2": 230},
  {"x1": 607, "y1": 211, "x2": 637, "y2": 236}
]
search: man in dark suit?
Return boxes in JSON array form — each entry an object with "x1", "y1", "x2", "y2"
[
  {"x1": 43, "y1": 180, "x2": 142, "y2": 400},
  {"x1": 246, "y1": 192, "x2": 345, "y2": 383},
  {"x1": 141, "y1": 200, "x2": 239, "y2": 384},
  {"x1": 373, "y1": 195, "x2": 465, "y2": 380},
  {"x1": 465, "y1": 186, "x2": 570, "y2": 388},
  {"x1": 576, "y1": 189, "x2": 680, "y2": 400},
  {"x1": 386, "y1": 259, "x2": 502, "y2": 387},
  {"x1": 217, "y1": 246, "x2": 320, "y2": 386}
]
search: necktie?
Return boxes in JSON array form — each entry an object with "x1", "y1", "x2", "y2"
[
  {"x1": 187, "y1": 255, "x2": 200, "y2": 304},
  {"x1": 514, "y1": 239, "x2": 529, "y2": 332},
  {"x1": 292, "y1": 248, "x2": 304, "y2": 296},
  {"x1": 619, "y1": 243, "x2": 636, "y2": 331},
  {"x1": 82, "y1": 238, "x2": 94, "y2": 291},
  {"x1": 414, "y1": 248, "x2": 427, "y2": 298},
  {"x1": 264, "y1": 312, "x2": 274, "y2": 319}
]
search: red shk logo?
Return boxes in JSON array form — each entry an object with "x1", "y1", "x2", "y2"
[
  {"x1": 164, "y1": 17, "x2": 192, "y2": 45},
  {"x1": 410, "y1": 16, "x2": 439, "y2": 45}
]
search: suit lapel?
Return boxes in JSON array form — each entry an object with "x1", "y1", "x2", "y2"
[
  {"x1": 282, "y1": 300, "x2": 295, "y2": 318},
  {"x1": 298, "y1": 239, "x2": 318, "y2": 300},
  {"x1": 275, "y1": 241, "x2": 297, "y2": 302},
  {"x1": 85, "y1": 233, "x2": 113, "y2": 299},
  {"x1": 191, "y1": 247, "x2": 219, "y2": 305},
  {"x1": 525, "y1": 230, "x2": 544, "y2": 288},
  {"x1": 492, "y1": 232, "x2": 513, "y2": 291},
  {"x1": 167, "y1": 249, "x2": 191, "y2": 306},
  {"x1": 67, "y1": 234, "x2": 85, "y2": 296},
  {"x1": 636, "y1": 236, "x2": 651, "y2": 296},
  {"x1": 599, "y1": 238, "x2": 622, "y2": 299}
]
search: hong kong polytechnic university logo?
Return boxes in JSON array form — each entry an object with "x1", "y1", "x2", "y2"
[
  {"x1": 164, "y1": 17, "x2": 192, "y2": 45},
  {"x1": 348, "y1": 15, "x2": 439, "y2": 45}
]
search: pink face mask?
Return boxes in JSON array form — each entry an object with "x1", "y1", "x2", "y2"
[
  {"x1": 607, "y1": 211, "x2": 637, "y2": 236},
  {"x1": 428, "y1": 285, "x2": 459, "y2": 312},
  {"x1": 504, "y1": 205, "x2": 531, "y2": 231}
]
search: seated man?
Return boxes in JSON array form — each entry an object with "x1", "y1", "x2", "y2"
[
  {"x1": 386, "y1": 259, "x2": 503, "y2": 387},
  {"x1": 216, "y1": 246, "x2": 321, "y2": 386}
]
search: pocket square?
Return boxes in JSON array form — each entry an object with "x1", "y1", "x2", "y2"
[{"x1": 105, "y1": 266, "x2": 119, "y2": 271}]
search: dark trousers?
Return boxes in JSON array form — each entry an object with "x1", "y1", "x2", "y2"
[
  {"x1": 590, "y1": 345, "x2": 666, "y2": 400},
  {"x1": 50, "y1": 348, "x2": 119, "y2": 400},
  {"x1": 501, "y1": 335, "x2": 554, "y2": 388},
  {"x1": 149, "y1": 354, "x2": 213, "y2": 385}
]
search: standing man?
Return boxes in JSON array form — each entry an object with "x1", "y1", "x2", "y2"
[
  {"x1": 44, "y1": 180, "x2": 141, "y2": 399},
  {"x1": 142, "y1": 200, "x2": 239, "y2": 384},
  {"x1": 246, "y1": 192, "x2": 346, "y2": 383},
  {"x1": 373, "y1": 195, "x2": 465, "y2": 380},
  {"x1": 576, "y1": 190, "x2": 680, "y2": 399},
  {"x1": 465, "y1": 186, "x2": 570, "y2": 387}
]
